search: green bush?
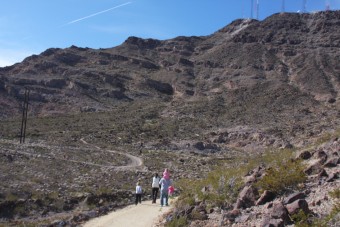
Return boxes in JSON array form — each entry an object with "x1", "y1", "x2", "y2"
[
  {"x1": 255, "y1": 158, "x2": 306, "y2": 195},
  {"x1": 165, "y1": 216, "x2": 188, "y2": 227},
  {"x1": 175, "y1": 162, "x2": 249, "y2": 210},
  {"x1": 312, "y1": 190, "x2": 339, "y2": 226},
  {"x1": 199, "y1": 166, "x2": 244, "y2": 207},
  {"x1": 291, "y1": 210, "x2": 312, "y2": 227},
  {"x1": 329, "y1": 188, "x2": 340, "y2": 199}
]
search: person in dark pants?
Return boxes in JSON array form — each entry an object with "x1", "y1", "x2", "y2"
[
  {"x1": 151, "y1": 173, "x2": 160, "y2": 203},
  {"x1": 139, "y1": 141, "x2": 143, "y2": 155},
  {"x1": 135, "y1": 181, "x2": 142, "y2": 205}
]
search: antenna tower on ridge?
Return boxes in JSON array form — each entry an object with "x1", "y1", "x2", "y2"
[
  {"x1": 302, "y1": 0, "x2": 307, "y2": 13},
  {"x1": 250, "y1": 0, "x2": 254, "y2": 19},
  {"x1": 326, "y1": 0, "x2": 331, "y2": 11},
  {"x1": 281, "y1": 0, "x2": 285, "y2": 13},
  {"x1": 256, "y1": 0, "x2": 259, "y2": 19}
]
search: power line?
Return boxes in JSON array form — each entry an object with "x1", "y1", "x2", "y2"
[{"x1": 20, "y1": 88, "x2": 30, "y2": 144}]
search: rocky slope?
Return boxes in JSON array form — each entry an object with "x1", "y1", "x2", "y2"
[
  {"x1": 159, "y1": 137, "x2": 339, "y2": 227},
  {"x1": 0, "y1": 11, "x2": 339, "y2": 121},
  {"x1": 0, "y1": 10, "x2": 339, "y2": 227}
]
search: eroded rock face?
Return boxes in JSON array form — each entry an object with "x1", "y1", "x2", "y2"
[
  {"x1": 146, "y1": 79, "x2": 174, "y2": 95},
  {"x1": 0, "y1": 11, "x2": 339, "y2": 122}
]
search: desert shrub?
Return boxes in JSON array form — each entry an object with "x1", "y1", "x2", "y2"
[
  {"x1": 189, "y1": 210, "x2": 206, "y2": 221},
  {"x1": 175, "y1": 162, "x2": 249, "y2": 210},
  {"x1": 297, "y1": 201, "x2": 340, "y2": 227},
  {"x1": 255, "y1": 157, "x2": 306, "y2": 195},
  {"x1": 315, "y1": 132, "x2": 333, "y2": 146},
  {"x1": 291, "y1": 210, "x2": 312, "y2": 227},
  {"x1": 311, "y1": 189, "x2": 340, "y2": 226},
  {"x1": 329, "y1": 188, "x2": 340, "y2": 199},
  {"x1": 13, "y1": 205, "x2": 27, "y2": 217},
  {"x1": 5, "y1": 193, "x2": 18, "y2": 201},
  {"x1": 165, "y1": 216, "x2": 188, "y2": 227},
  {"x1": 198, "y1": 166, "x2": 245, "y2": 207}
]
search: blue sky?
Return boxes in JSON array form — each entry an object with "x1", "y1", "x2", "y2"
[{"x1": 0, "y1": 0, "x2": 339, "y2": 67}]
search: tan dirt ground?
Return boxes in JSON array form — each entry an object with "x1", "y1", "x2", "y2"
[{"x1": 82, "y1": 199, "x2": 175, "y2": 227}]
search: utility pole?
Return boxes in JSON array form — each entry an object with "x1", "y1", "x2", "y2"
[
  {"x1": 302, "y1": 0, "x2": 307, "y2": 13},
  {"x1": 256, "y1": 0, "x2": 259, "y2": 20},
  {"x1": 326, "y1": 0, "x2": 330, "y2": 11},
  {"x1": 20, "y1": 88, "x2": 30, "y2": 143}
]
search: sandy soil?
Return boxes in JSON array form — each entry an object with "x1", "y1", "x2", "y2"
[{"x1": 82, "y1": 199, "x2": 174, "y2": 227}]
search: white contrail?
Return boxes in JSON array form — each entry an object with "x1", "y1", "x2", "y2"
[{"x1": 66, "y1": 2, "x2": 132, "y2": 25}]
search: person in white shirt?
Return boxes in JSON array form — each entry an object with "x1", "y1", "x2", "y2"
[
  {"x1": 135, "y1": 181, "x2": 142, "y2": 205},
  {"x1": 151, "y1": 173, "x2": 160, "y2": 203}
]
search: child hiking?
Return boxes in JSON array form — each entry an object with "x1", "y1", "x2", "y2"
[{"x1": 159, "y1": 168, "x2": 172, "y2": 207}]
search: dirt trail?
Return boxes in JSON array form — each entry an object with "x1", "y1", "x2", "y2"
[
  {"x1": 0, "y1": 139, "x2": 144, "y2": 170},
  {"x1": 83, "y1": 199, "x2": 174, "y2": 227},
  {"x1": 80, "y1": 138, "x2": 144, "y2": 170}
]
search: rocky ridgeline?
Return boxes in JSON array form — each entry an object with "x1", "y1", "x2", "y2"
[
  {"x1": 161, "y1": 138, "x2": 339, "y2": 226},
  {"x1": 0, "y1": 11, "x2": 339, "y2": 122}
]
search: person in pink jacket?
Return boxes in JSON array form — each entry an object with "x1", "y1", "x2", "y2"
[{"x1": 159, "y1": 168, "x2": 172, "y2": 206}]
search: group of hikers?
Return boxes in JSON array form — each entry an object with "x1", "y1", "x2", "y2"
[{"x1": 135, "y1": 168, "x2": 174, "y2": 207}]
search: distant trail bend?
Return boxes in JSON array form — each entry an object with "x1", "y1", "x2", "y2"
[
  {"x1": 0, "y1": 139, "x2": 144, "y2": 170},
  {"x1": 80, "y1": 138, "x2": 144, "y2": 171}
]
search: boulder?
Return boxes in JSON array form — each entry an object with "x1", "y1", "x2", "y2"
[
  {"x1": 304, "y1": 161, "x2": 323, "y2": 175},
  {"x1": 313, "y1": 150, "x2": 328, "y2": 164},
  {"x1": 193, "y1": 142, "x2": 205, "y2": 150},
  {"x1": 283, "y1": 192, "x2": 305, "y2": 205},
  {"x1": 324, "y1": 157, "x2": 339, "y2": 168},
  {"x1": 285, "y1": 199, "x2": 310, "y2": 215},
  {"x1": 317, "y1": 169, "x2": 328, "y2": 178},
  {"x1": 261, "y1": 215, "x2": 284, "y2": 227},
  {"x1": 270, "y1": 202, "x2": 290, "y2": 223},
  {"x1": 326, "y1": 172, "x2": 339, "y2": 182},
  {"x1": 298, "y1": 150, "x2": 312, "y2": 160},
  {"x1": 223, "y1": 209, "x2": 241, "y2": 222},
  {"x1": 256, "y1": 190, "x2": 276, "y2": 205},
  {"x1": 234, "y1": 186, "x2": 259, "y2": 209}
]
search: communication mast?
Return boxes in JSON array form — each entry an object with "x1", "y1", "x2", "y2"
[
  {"x1": 256, "y1": 0, "x2": 259, "y2": 19},
  {"x1": 250, "y1": 0, "x2": 254, "y2": 19},
  {"x1": 281, "y1": 0, "x2": 285, "y2": 13},
  {"x1": 302, "y1": 0, "x2": 307, "y2": 13},
  {"x1": 326, "y1": 0, "x2": 331, "y2": 11}
]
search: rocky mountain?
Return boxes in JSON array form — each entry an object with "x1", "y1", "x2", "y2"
[
  {"x1": 0, "y1": 10, "x2": 339, "y2": 227},
  {"x1": 0, "y1": 11, "x2": 339, "y2": 122}
]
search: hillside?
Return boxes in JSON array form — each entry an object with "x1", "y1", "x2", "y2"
[{"x1": 0, "y1": 11, "x2": 339, "y2": 226}]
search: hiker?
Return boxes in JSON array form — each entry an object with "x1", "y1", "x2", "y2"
[
  {"x1": 152, "y1": 173, "x2": 160, "y2": 203},
  {"x1": 139, "y1": 141, "x2": 143, "y2": 155},
  {"x1": 159, "y1": 168, "x2": 172, "y2": 206},
  {"x1": 135, "y1": 181, "x2": 142, "y2": 205},
  {"x1": 168, "y1": 185, "x2": 175, "y2": 197}
]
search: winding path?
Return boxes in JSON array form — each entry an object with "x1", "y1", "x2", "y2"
[
  {"x1": 0, "y1": 138, "x2": 144, "y2": 170},
  {"x1": 80, "y1": 138, "x2": 144, "y2": 170}
]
